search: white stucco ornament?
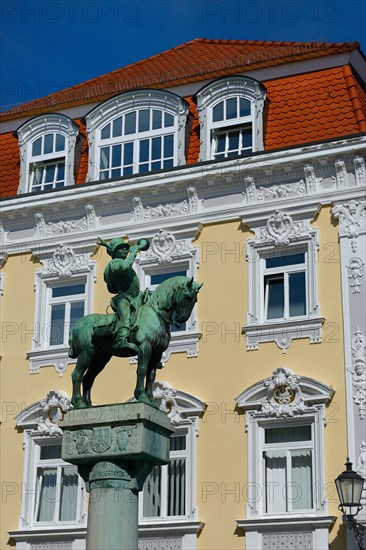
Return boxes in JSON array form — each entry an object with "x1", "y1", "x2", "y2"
[
  {"x1": 37, "y1": 390, "x2": 72, "y2": 436},
  {"x1": 262, "y1": 367, "x2": 306, "y2": 417}
]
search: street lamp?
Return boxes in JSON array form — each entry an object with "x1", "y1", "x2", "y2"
[{"x1": 335, "y1": 458, "x2": 365, "y2": 550}]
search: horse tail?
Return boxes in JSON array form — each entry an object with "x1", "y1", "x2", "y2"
[{"x1": 68, "y1": 328, "x2": 78, "y2": 359}]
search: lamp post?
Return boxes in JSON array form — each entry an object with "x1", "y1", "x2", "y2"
[{"x1": 335, "y1": 458, "x2": 366, "y2": 550}]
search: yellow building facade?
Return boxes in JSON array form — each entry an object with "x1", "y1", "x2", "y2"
[{"x1": 1, "y1": 39, "x2": 365, "y2": 549}]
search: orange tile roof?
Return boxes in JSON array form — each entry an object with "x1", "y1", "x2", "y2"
[
  {"x1": 0, "y1": 38, "x2": 359, "y2": 121},
  {"x1": 0, "y1": 132, "x2": 20, "y2": 198},
  {"x1": 0, "y1": 40, "x2": 364, "y2": 199},
  {"x1": 264, "y1": 66, "x2": 363, "y2": 148}
]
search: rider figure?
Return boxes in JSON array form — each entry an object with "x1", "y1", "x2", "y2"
[{"x1": 98, "y1": 237, "x2": 149, "y2": 353}]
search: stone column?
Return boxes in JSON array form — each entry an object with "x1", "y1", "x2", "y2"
[{"x1": 60, "y1": 402, "x2": 174, "y2": 550}]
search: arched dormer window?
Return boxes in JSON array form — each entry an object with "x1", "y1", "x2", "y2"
[
  {"x1": 196, "y1": 76, "x2": 266, "y2": 161},
  {"x1": 17, "y1": 113, "x2": 79, "y2": 194},
  {"x1": 85, "y1": 90, "x2": 189, "y2": 181}
]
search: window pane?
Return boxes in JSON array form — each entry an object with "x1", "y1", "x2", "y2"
[
  {"x1": 226, "y1": 98, "x2": 237, "y2": 119},
  {"x1": 228, "y1": 130, "x2": 239, "y2": 152},
  {"x1": 139, "y1": 163, "x2": 149, "y2": 173},
  {"x1": 150, "y1": 271, "x2": 187, "y2": 285},
  {"x1": 152, "y1": 110, "x2": 162, "y2": 129},
  {"x1": 44, "y1": 134, "x2": 54, "y2": 154},
  {"x1": 215, "y1": 134, "x2": 225, "y2": 153},
  {"x1": 170, "y1": 435, "x2": 186, "y2": 451},
  {"x1": 55, "y1": 134, "x2": 65, "y2": 152},
  {"x1": 33, "y1": 166, "x2": 43, "y2": 186},
  {"x1": 37, "y1": 468, "x2": 57, "y2": 521},
  {"x1": 101, "y1": 123, "x2": 110, "y2": 140},
  {"x1": 32, "y1": 137, "x2": 42, "y2": 156},
  {"x1": 59, "y1": 466, "x2": 78, "y2": 521},
  {"x1": 52, "y1": 284, "x2": 85, "y2": 297},
  {"x1": 240, "y1": 97, "x2": 251, "y2": 116},
  {"x1": 50, "y1": 304, "x2": 65, "y2": 345},
  {"x1": 100, "y1": 147, "x2": 110, "y2": 170},
  {"x1": 139, "y1": 139, "x2": 149, "y2": 162},
  {"x1": 123, "y1": 166, "x2": 133, "y2": 176},
  {"x1": 112, "y1": 116, "x2": 122, "y2": 137},
  {"x1": 163, "y1": 159, "x2": 173, "y2": 169},
  {"x1": 289, "y1": 272, "x2": 306, "y2": 317},
  {"x1": 164, "y1": 135, "x2": 173, "y2": 158},
  {"x1": 151, "y1": 137, "x2": 161, "y2": 160},
  {"x1": 265, "y1": 451, "x2": 287, "y2": 513},
  {"x1": 123, "y1": 142, "x2": 133, "y2": 165},
  {"x1": 265, "y1": 426, "x2": 312, "y2": 444},
  {"x1": 70, "y1": 301, "x2": 84, "y2": 329},
  {"x1": 291, "y1": 450, "x2": 313, "y2": 510},
  {"x1": 266, "y1": 254, "x2": 305, "y2": 269},
  {"x1": 164, "y1": 112, "x2": 174, "y2": 127},
  {"x1": 213, "y1": 101, "x2": 224, "y2": 122},
  {"x1": 57, "y1": 163, "x2": 65, "y2": 183},
  {"x1": 266, "y1": 276, "x2": 284, "y2": 319},
  {"x1": 139, "y1": 110, "x2": 150, "y2": 132},
  {"x1": 242, "y1": 128, "x2": 252, "y2": 149},
  {"x1": 143, "y1": 466, "x2": 161, "y2": 517},
  {"x1": 125, "y1": 112, "x2": 136, "y2": 135},
  {"x1": 40, "y1": 445, "x2": 62, "y2": 460},
  {"x1": 44, "y1": 164, "x2": 56, "y2": 183},
  {"x1": 112, "y1": 144, "x2": 122, "y2": 167},
  {"x1": 168, "y1": 459, "x2": 186, "y2": 516},
  {"x1": 151, "y1": 161, "x2": 161, "y2": 171}
]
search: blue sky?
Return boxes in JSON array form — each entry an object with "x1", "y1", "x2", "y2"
[{"x1": 1, "y1": 0, "x2": 365, "y2": 110}]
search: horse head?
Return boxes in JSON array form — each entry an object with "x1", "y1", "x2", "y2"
[{"x1": 154, "y1": 276, "x2": 203, "y2": 327}]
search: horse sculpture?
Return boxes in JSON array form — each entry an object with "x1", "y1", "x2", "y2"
[{"x1": 69, "y1": 276, "x2": 202, "y2": 409}]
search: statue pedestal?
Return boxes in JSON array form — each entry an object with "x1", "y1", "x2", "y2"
[{"x1": 60, "y1": 402, "x2": 174, "y2": 550}]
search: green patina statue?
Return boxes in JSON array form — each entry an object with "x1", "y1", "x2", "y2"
[{"x1": 69, "y1": 237, "x2": 202, "y2": 409}]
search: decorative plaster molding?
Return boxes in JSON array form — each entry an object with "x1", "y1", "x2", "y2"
[
  {"x1": 335, "y1": 159, "x2": 347, "y2": 188},
  {"x1": 332, "y1": 200, "x2": 366, "y2": 252},
  {"x1": 262, "y1": 368, "x2": 306, "y2": 417},
  {"x1": 152, "y1": 381, "x2": 183, "y2": 425},
  {"x1": 350, "y1": 328, "x2": 366, "y2": 420},
  {"x1": 144, "y1": 229, "x2": 189, "y2": 264},
  {"x1": 41, "y1": 244, "x2": 93, "y2": 277},
  {"x1": 356, "y1": 441, "x2": 366, "y2": 479},
  {"x1": 27, "y1": 348, "x2": 75, "y2": 376},
  {"x1": 37, "y1": 390, "x2": 72, "y2": 436},
  {"x1": 35, "y1": 204, "x2": 98, "y2": 238},
  {"x1": 260, "y1": 210, "x2": 305, "y2": 246},
  {"x1": 262, "y1": 531, "x2": 313, "y2": 550},
  {"x1": 304, "y1": 164, "x2": 317, "y2": 193},
  {"x1": 354, "y1": 156, "x2": 366, "y2": 187},
  {"x1": 257, "y1": 180, "x2": 306, "y2": 202},
  {"x1": 0, "y1": 222, "x2": 9, "y2": 268},
  {"x1": 133, "y1": 188, "x2": 200, "y2": 223},
  {"x1": 244, "y1": 318, "x2": 324, "y2": 352},
  {"x1": 347, "y1": 257, "x2": 364, "y2": 293}
]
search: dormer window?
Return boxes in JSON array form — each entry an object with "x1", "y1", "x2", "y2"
[
  {"x1": 17, "y1": 114, "x2": 79, "y2": 194},
  {"x1": 86, "y1": 90, "x2": 189, "y2": 181},
  {"x1": 196, "y1": 76, "x2": 266, "y2": 161}
]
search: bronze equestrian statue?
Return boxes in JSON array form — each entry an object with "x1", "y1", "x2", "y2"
[{"x1": 69, "y1": 237, "x2": 202, "y2": 409}]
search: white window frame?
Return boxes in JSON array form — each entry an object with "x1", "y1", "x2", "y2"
[
  {"x1": 137, "y1": 382, "x2": 205, "y2": 549},
  {"x1": 235, "y1": 368, "x2": 336, "y2": 550},
  {"x1": 85, "y1": 89, "x2": 189, "y2": 182},
  {"x1": 12, "y1": 394, "x2": 87, "y2": 550},
  {"x1": 28, "y1": 252, "x2": 95, "y2": 375},
  {"x1": 243, "y1": 213, "x2": 323, "y2": 351},
  {"x1": 196, "y1": 76, "x2": 266, "y2": 161},
  {"x1": 134, "y1": 230, "x2": 200, "y2": 362},
  {"x1": 46, "y1": 281, "x2": 86, "y2": 348},
  {"x1": 17, "y1": 113, "x2": 79, "y2": 194}
]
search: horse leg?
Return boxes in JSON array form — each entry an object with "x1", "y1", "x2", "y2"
[
  {"x1": 82, "y1": 352, "x2": 112, "y2": 407},
  {"x1": 134, "y1": 341, "x2": 152, "y2": 404},
  {"x1": 145, "y1": 352, "x2": 162, "y2": 408},
  {"x1": 71, "y1": 350, "x2": 91, "y2": 408}
]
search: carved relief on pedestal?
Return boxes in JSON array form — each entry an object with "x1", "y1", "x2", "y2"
[
  {"x1": 332, "y1": 201, "x2": 366, "y2": 253},
  {"x1": 65, "y1": 425, "x2": 138, "y2": 456},
  {"x1": 350, "y1": 329, "x2": 366, "y2": 420}
]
